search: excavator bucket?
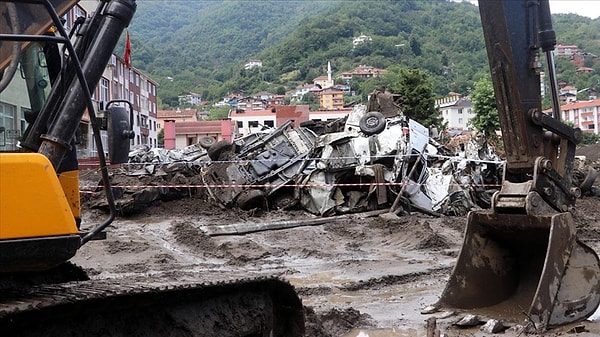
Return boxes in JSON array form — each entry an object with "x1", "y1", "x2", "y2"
[{"x1": 438, "y1": 210, "x2": 600, "y2": 330}]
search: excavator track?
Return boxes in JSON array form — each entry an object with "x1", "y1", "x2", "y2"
[{"x1": 0, "y1": 276, "x2": 305, "y2": 337}]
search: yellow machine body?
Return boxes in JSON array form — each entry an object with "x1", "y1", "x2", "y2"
[{"x1": 0, "y1": 153, "x2": 80, "y2": 272}]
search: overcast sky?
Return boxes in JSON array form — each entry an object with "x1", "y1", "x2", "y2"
[{"x1": 550, "y1": 0, "x2": 600, "y2": 19}]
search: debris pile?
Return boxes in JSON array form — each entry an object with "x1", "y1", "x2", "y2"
[{"x1": 85, "y1": 90, "x2": 512, "y2": 216}]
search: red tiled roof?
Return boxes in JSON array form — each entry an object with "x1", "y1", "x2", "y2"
[
  {"x1": 560, "y1": 99, "x2": 600, "y2": 110},
  {"x1": 544, "y1": 99, "x2": 600, "y2": 113}
]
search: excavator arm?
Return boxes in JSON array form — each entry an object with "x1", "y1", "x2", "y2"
[
  {"x1": 437, "y1": 0, "x2": 600, "y2": 331},
  {"x1": 479, "y1": 0, "x2": 580, "y2": 212}
]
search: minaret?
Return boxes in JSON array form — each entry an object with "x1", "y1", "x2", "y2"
[{"x1": 327, "y1": 61, "x2": 333, "y2": 88}]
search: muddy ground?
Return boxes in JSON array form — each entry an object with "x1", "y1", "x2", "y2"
[{"x1": 74, "y1": 170, "x2": 600, "y2": 337}]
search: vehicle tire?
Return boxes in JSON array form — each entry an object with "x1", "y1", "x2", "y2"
[
  {"x1": 359, "y1": 111, "x2": 386, "y2": 135},
  {"x1": 580, "y1": 167, "x2": 598, "y2": 193},
  {"x1": 198, "y1": 136, "x2": 216, "y2": 149},
  {"x1": 237, "y1": 189, "x2": 266, "y2": 210},
  {"x1": 207, "y1": 140, "x2": 233, "y2": 161}
]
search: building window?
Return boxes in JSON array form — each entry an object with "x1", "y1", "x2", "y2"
[
  {"x1": 99, "y1": 77, "x2": 109, "y2": 102},
  {"x1": 0, "y1": 102, "x2": 16, "y2": 129},
  {"x1": 458, "y1": 108, "x2": 463, "y2": 114},
  {"x1": 458, "y1": 118, "x2": 463, "y2": 124},
  {"x1": 237, "y1": 121, "x2": 243, "y2": 128},
  {"x1": 264, "y1": 120, "x2": 274, "y2": 128},
  {"x1": 249, "y1": 121, "x2": 259, "y2": 128}
]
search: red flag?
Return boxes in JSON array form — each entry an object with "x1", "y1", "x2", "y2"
[{"x1": 124, "y1": 30, "x2": 131, "y2": 69}]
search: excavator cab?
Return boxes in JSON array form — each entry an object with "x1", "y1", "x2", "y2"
[
  {"x1": 0, "y1": 0, "x2": 135, "y2": 272},
  {"x1": 437, "y1": 0, "x2": 600, "y2": 331}
]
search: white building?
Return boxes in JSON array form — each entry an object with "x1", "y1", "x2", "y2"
[
  {"x1": 244, "y1": 60, "x2": 263, "y2": 70},
  {"x1": 309, "y1": 108, "x2": 353, "y2": 122},
  {"x1": 558, "y1": 99, "x2": 600, "y2": 135},
  {"x1": 229, "y1": 109, "x2": 277, "y2": 136},
  {"x1": 436, "y1": 94, "x2": 474, "y2": 130},
  {"x1": 353, "y1": 34, "x2": 372, "y2": 47}
]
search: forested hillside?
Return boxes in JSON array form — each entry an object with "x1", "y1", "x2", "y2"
[{"x1": 122, "y1": 1, "x2": 600, "y2": 108}]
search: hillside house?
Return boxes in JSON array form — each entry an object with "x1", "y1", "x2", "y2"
[
  {"x1": 178, "y1": 93, "x2": 202, "y2": 106},
  {"x1": 340, "y1": 65, "x2": 387, "y2": 81},
  {"x1": 556, "y1": 44, "x2": 578, "y2": 57},
  {"x1": 353, "y1": 34, "x2": 372, "y2": 47},
  {"x1": 244, "y1": 60, "x2": 263, "y2": 70},
  {"x1": 436, "y1": 94, "x2": 474, "y2": 131},
  {"x1": 560, "y1": 85, "x2": 578, "y2": 103},
  {"x1": 290, "y1": 83, "x2": 315, "y2": 101}
]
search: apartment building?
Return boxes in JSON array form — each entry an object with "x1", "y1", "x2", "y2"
[
  {"x1": 559, "y1": 99, "x2": 600, "y2": 135},
  {"x1": 319, "y1": 88, "x2": 345, "y2": 110},
  {"x1": 78, "y1": 1, "x2": 158, "y2": 156},
  {"x1": 0, "y1": 2, "x2": 159, "y2": 160}
]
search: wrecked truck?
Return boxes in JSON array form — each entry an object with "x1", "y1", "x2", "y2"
[{"x1": 201, "y1": 120, "x2": 317, "y2": 210}]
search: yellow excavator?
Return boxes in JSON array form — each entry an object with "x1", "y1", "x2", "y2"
[
  {"x1": 0, "y1": 1, "x2": 304, "y2": 336},
  {"x1": 437, "y1": 0, "x2": 600, "y2": 332}
]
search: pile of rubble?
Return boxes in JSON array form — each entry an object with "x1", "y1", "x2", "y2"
[{"x1": 84, "y1": 90, "x2": 515, "y2": 217}]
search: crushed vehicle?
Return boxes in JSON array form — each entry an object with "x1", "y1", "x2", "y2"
[
  {"x1": 299, "y1": 90, "x2": 504, "y2": 217},
  {"x1": 84, "y1": 142, "x2": 212, "y2": 213},
  {"x1": 201, "y1": 120, "x2": 318, "y2": 210}
]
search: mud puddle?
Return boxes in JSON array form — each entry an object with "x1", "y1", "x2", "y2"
[{"x1": 342, "y1": 329, "x2": 420, "y2": 337}]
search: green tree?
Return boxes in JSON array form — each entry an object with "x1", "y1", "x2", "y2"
[
  {"x1": 299, "y1": 92, "x2": 320, "y2": 111},
  {"x1": 582, "y1": 132, "x2": 599, "y2": 145},
  {"x1": 207, "y1": 106, "x2": 231, "y2": 120},
  {"x1": 384, "y1": 66, "x2": 443, "y2": 128},
  {"x1": 469, "y1": 77, "x2": 500, "y2": 135},
  {"x1": 157, "y1": 128, "x2": 164, "y2": 147}
]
